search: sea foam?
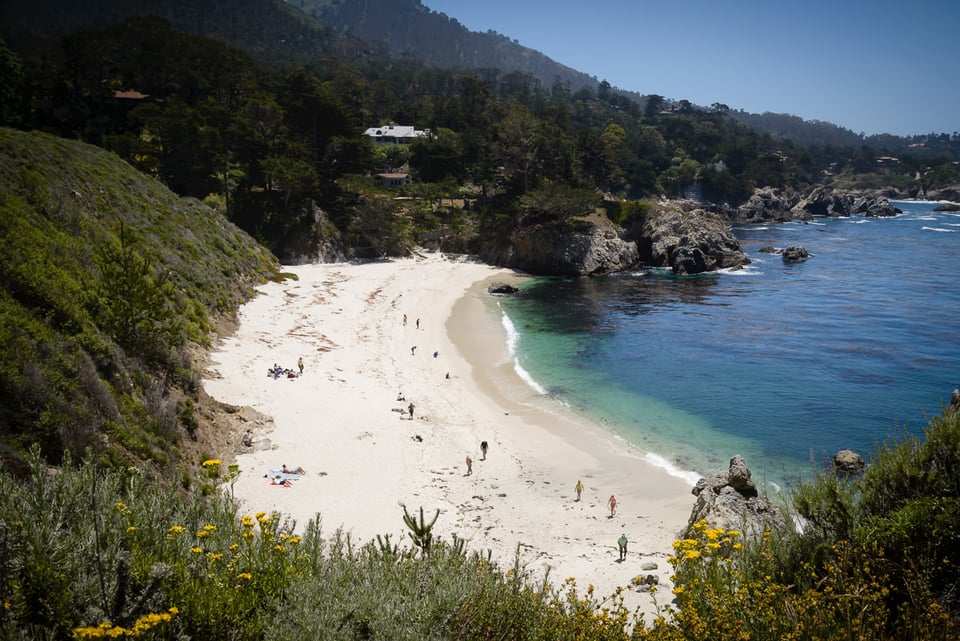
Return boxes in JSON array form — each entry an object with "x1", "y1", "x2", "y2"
[{"x1": 500, "y1": 310, "x2": 548, "y2": 394}]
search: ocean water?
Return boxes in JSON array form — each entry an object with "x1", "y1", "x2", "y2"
[{"x1": 495, "y1": 201, "x2": 960, "y2": 491}]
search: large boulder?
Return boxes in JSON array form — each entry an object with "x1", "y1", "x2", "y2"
[
  {"x1": 781, "y1": 246, "x2": 810, "y2": 262},
  {"x1": 833, "y1": 449, "x2": 865, "y2": 475},
  {"x1": 686, "y1": 455, "x2": 784, "y2": 540},
  {"x1": 635, "y1": 205, "x2": 750, "y2": 275}
]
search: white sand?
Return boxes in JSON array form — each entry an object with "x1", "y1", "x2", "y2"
[{"x1": 202, "y1": 253, "x2": 695, "y2": 616}]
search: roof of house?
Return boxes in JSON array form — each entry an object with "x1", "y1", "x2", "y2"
[{"x1": 113, "y1": 90, "x2": 150, "y2": 100}]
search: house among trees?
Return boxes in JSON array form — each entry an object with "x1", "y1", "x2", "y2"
[
  {"x1": 374, "y1": 172, "x2": 412, "y2": 188},
  {"x1": 363, "y1": 123, "x2": 428, "y2": 145}
]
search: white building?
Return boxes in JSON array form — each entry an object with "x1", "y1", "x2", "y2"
[{"x1": 363, "y1": 123, "x2": 429, "y2": 145}]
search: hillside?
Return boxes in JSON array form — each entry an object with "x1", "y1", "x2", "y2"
[{"x1": 0, "y1": 128, "x2": 277, "y2": 478}]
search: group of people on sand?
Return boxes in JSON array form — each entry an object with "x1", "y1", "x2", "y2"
[
  {"x1": 267, "y1": 357, "x2": 304, "y2": 379},
  {"x1": 574, "y1": 479, "x2": 630, "y2": 560},
  {"x1": 268, "y1": 464, "x2": 306, "y2": 487}
]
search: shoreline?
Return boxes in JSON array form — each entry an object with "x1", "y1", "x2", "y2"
[{"x1": 202, "y1": 253, "x2": 695, "y2": 615}]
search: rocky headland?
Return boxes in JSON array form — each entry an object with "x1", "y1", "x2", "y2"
[
  {"x1": 490, "y1": 203, "x2": 750, "y2": 277},
  {"x1": 720, "y1": 186, "x2": 904, "y2": 223}
]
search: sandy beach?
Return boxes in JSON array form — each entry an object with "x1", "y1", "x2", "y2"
[{"x1": 202, "y1": 252, "x2": 695, "y2": 616}]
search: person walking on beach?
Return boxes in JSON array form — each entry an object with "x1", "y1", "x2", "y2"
[
  {"x1": 297, "y1": 356, "x2": 304, "y2": 374},
  {"x1": 408, "y1": 402, "x2": 415, "y2": 419},
  {"x1": 411, "y1": 346, "x2": 417, "y2": 355},
  {"x1": 607, "y1": 494, "x2": 618, "y2": 517},
  {"x1": 416, "y1": 318, "x2": 420, "y2": 329},
  {"x1": 480, "y1": 440, "x2": 489, "y2": 460},
  {"x1": 575, "y1": 479, "x2": 584, "y2": 502},
  {"x1": 617, "y1": 533, "x2": 628, "y2": 561},
  {"x1": 403, "y1": 313, "x2": 407, "y2": 326},
  {"x1": 465, "y1": 456, "x2": 473, "y2": 475}
]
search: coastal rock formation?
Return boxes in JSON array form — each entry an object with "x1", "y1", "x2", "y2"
[
  {"x1": 488, "y1": 283, "x2": 519, "y2": 295},
  {"x1": 781, "y1": 246, "x2": 810, "y2": 262},
  {"x1": 498, "y1": 220, "x2": 640, "y2": 276},
  {"x1": 791, "y1": 187, "x2": 902, "y2": 218},
  {"x1": 833, "y1": 449, "x2": 866, "y2": 475},
  {"x1": 686, "y1": 455, "x2": 784, "y2": 539},
  {"x1": 728, "y1": 187, "x2": 804, "y2": 223},
  {"x1": 634, "y1": 205, "x2": 750, "y2": 275},
  {"x1": 927, "y1": 185, "x2": 960, "y2": 203}
]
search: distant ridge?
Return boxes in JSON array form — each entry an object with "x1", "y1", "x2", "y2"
[{"x1": 286, "y1": 0, "x2": 600, "y2": 92}]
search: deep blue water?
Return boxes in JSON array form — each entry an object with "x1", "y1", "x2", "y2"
[{"x1": 497, "y1": 201, "x2": 960, "y2": 490}]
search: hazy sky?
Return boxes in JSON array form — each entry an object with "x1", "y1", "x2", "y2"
[{"x1": 422, "y1": 0, "x2": 958, "y2": 137}]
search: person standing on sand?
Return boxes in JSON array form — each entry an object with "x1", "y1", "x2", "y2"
[
  {"x1": 408, "y1": 402, "x2": 415, "y2": 419},
  {"x1": 465, "y1": 456, "x2": 473, "y2": 475},
  {"x1": 411, "y1": 346, "x2": 417, "y2": 355},
  {"x1": 480, "y1": 441, "x2": 488, "y2": 460},
  {"x1": 403, "y1": 313, "x2": 407, "y2": 326},
  {"x1": 297, "y1": 356, "x2": 304, "y2": 374},
  {"x1": 416, "y1": 318, "x2": 420, "y2": 329},
  {"x1": 607, "y1": 494, "x2": 617, "y2": 517},
  {"x1": 617, "y1": 533, "x2": 628, "y2": 561},
  {"x1": 575, "y1": 479, "x2": 584, "y2": 501}
]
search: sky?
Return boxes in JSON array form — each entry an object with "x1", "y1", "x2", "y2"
[{"x1": 421, "y1": 0, "x2": 959, "y2": 137}]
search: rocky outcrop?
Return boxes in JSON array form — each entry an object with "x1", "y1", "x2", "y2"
[
  {"x1": 634, "y1": 205, "x2": 750, "y2": 275},
  {"x1": 727, "y1": 187, "x2": 805, "y2": 223},
  {"x1": 781, "y1": 246, "x2": 810, "y2": 262},
  {"x1": 498, "y1": 221, "x2": 640, "y2": 276},
  {"x1": 686, "y1": 455, "x2": 785, "y2": 540},
  {"x1": 833, "y1": 449, "x2": 865, "y2": 475},
  {"x1": 791, "y1": 187, "x2": 902, "y2": 218},
  {"x1": 488, "y1": 283, "x2": 519, "y2": 295},
  {"x1": 927, "y1": 185, "x2": 960, "y2": 203}
]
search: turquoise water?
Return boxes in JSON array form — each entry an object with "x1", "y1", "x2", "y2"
[{"x1": 496, "y1": 201, "x2": 960, "y2": 490}]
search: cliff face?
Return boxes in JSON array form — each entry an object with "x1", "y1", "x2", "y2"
[{"x1": 492, "y1": 218, "x2": 639, "y2": 276}]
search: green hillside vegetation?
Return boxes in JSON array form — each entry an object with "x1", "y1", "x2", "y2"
[
  {"x1": 0, "y1": 127, "x2": 277, "y2": 476},
  {"x1": 1, "y1": 408, "x2": 956, "y2": 639}
]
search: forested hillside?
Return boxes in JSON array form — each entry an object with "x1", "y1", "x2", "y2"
[{"x1": 7, "y1": 12, "x2": 956, "y2": 266}]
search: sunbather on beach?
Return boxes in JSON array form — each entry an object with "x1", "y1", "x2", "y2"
[
  {"x1": 271, "y1": 475, "x2": 292, "y2": 487},
  {"x1": 282, "y1": 464, "x2": 306, "y2": 475}
]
